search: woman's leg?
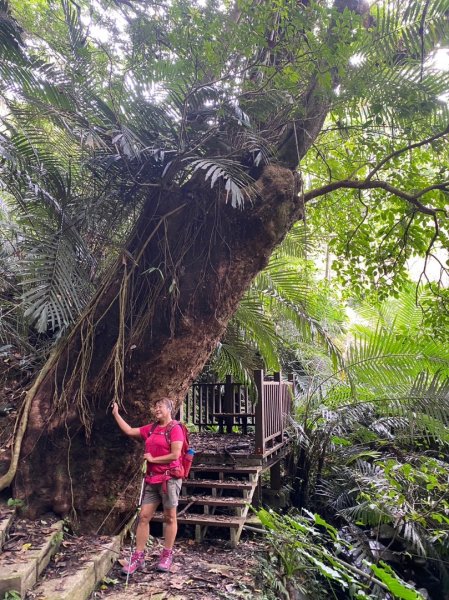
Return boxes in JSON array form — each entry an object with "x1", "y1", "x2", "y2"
[
  {"x1": 122, "y1": 500, "x2": 159, "y2": 574},
  {"x1": 157, "y1": 507, "x2": 177, "y2": 571},
  {"x1": 135, "y1": 502, "x2": 158, "y2": 551},
  {"x1": 163, "y1": 507, "x2": 178, "y2": 549},
  {"x1": 162, "y1": 479, "x2": 182, "y2": 549}
]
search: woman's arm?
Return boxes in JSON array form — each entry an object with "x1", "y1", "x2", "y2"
[
  {"x1": 144, "y1": 441, "x2": 183, "y2": 464},
  {"x1": 112, "y1": 402, "x2": 141, "y2": 439}
]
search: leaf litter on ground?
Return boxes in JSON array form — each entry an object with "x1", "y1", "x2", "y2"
[{"x1": 89, "y1": 536, "x2": 264, "y2": 599}]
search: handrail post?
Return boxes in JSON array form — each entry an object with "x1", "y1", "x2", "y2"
[
  {"x1": 224, "y1": 374, "x2": 233, "y2": 433},
  {"x1": 254, "y1": 369, "x2": 264, "y2": 455},
  {"x1": 287, "y1": 373, "x2": 294, "y2": 415},
  {"x1": 273, "y1": 371, "x2": 281, "y2": 438}
]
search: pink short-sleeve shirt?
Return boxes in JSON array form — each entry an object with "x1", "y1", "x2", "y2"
[{"x1": 140, "y1": 422, "x2": 184, "y2": 483}]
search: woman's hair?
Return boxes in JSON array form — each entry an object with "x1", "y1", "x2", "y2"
[{"x1": 155, "y1": 397, "x2": 174, "y2": 414}]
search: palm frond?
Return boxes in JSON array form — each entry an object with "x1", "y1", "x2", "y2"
[
  {"x1": 274, "y1": 222, "x2": 317, "y2": 259},
  {"x1": 209, "y1": 322, "x2": 262, "y2": 382},
  {"x1": 340, "y1": 501, "x2": 393, "y2": 527},
  {"x1": 232, "y1": 296, "x2": 281, "y2": 370},
  {"x1": 182, "y1": 157, "x2": 253, "y2": 208},
  {"x1": 355, "y1": 283, "x2": 431, "y2": 334},
  {"x1": 337, "y1": 0, "x2": 449, "y2": 131},
  {"x1": 2, "y1": 214, "x2": 94, "y2": 335}
]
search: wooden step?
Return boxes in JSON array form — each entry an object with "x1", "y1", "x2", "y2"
[
  {"x1": 190, "y1": 464, "x2": 261, "y2": 474},
  {"x1": 152, "y1": 512, "x2": 244, "y2": 528},
  {"x1": 179, "y1": 495, "x2": 248, "y2": 508},
  {"x1": 183, "y1": 479, "x2": 253, "y2": 490}
]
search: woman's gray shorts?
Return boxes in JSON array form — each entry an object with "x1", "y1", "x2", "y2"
[{"x1": 142, "y1": 479, "x2": 182, "y2": 509}]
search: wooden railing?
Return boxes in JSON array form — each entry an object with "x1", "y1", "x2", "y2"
[
  {"x1": 179, "y1": 375, "x2": 256, "y2": 429},
  {"x1": 254, "y1": 370, "x2": 293, "y2": 456},
  {"x1": 180, "y1": 370, "x2": 293, "y2": 457}
]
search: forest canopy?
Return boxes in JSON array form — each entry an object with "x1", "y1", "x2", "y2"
[{"x1": 1, "y1": 0, "x2": 449, "y2": 345}]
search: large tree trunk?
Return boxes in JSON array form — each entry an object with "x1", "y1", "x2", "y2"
[{"x1": 13, "y1": 164, "x2": 302, "y2": 532}]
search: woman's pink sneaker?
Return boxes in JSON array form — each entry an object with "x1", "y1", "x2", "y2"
[
  {"x1": 157, "y1": 548, "x2": 173, "y2": 572},
  {"x1": 122, "y1": 550, "x2": 145, "y2": 575}
]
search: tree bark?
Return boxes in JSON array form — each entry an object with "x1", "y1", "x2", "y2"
[{"x1": 13, "y1": 164, "x2": 303, "y2": 532}]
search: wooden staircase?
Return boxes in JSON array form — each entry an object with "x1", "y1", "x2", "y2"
[{"x1": 152, "y1": 463, "x2": 261, "y2": 546}]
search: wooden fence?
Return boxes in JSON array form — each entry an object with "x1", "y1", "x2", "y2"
[{"x1": 180, "y1": 370, "x2": 293, "y2": 457}]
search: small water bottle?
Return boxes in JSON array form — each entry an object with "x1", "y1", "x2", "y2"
[{"x1": 183, "y1": 448, "x2": 195, "y2": 478}]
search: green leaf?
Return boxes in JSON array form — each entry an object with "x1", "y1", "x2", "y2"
[{"x1": 370, "y1": 562, "x2": 425, "y2": 599}]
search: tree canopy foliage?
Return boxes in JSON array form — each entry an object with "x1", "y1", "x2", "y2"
[{"x1": 1, "y1": 0, "x2": 449, "y2": 353}]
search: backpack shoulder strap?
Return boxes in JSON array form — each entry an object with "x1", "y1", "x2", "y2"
[
  {"x1": 165, "y1": 420, "x2": 189, "y2": 448},
  {"x1": 149, "y1": 422, "x2": 158, "y2": 436},
  {"x1": 165, "y1": 420, "x2": 178, "y2": 445}
]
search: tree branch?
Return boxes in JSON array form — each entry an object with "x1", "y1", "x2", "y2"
[
  {"x1": 304, "y1": 178, "x2": 449, "y2": 217},
  {"x1": 275, "y1": 0, "x2": 372, "y2": 168},
  {"x1": 417, "y1": 213, "x2": 440, "y2": 289},
  {"x1": 366, "y1": 126, "x2": 449, "y2": 182}
]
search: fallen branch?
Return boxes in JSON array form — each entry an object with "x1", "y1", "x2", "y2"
[{"x1": 243, "y1": 524, "x2": 266, "y2": 534}]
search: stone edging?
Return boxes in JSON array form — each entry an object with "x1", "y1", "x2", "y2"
[
  {"x1": 32, "y1": 535, "x2": 122, "y2": 600},
  {"x1": 0, "y1": 520, "x2": 64, "y2": 597},
  {"x1": 30, "y1": 518, "x2": 135, "y2": 600},
  {"x1": 0, "y1": 507, "x2": 16, "y2": 550}
]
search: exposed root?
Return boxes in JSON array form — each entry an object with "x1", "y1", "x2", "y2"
[
  {"x1": 0, "y1": 349, "x2": 60, "y2": 491},
  {"x1": 50, "y1": 201, "x2": 188, "y2": 435}
]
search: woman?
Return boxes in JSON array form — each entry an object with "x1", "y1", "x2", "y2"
[{"x1": 112, "y1": 398, "x2": 185, "y2": 575}]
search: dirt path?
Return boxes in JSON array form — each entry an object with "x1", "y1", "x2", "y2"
[{"x1": 90, "y1": 536, "x2": 264, "y2": 600}]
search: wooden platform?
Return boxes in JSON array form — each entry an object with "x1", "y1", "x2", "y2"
[
  {"x1": 181, "y1": 370, "x2": 293, "y2": 461},
  {"x1": 189, "y1": 432, "x2": 291, "y2": 464}
]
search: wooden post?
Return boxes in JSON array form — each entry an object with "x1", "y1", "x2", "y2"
[
  {"x1": 273, "y1": 371, "x2": 281, "y2": 440},
  {"x1": 195, "y1": 524, "x2": 203, "y2": 543},
  {"x1": 254, "y1": 369, "x2": 264, "y2": 455},
  {"x1": 224, "y1": 374, "x2": 233, "y2": 433},
  {"x1": 198, "y1": 384, "x2": 203, "y2": 431},
  {"x1": 287, "y1": 372, "x2": 294, "y2": 415},
  {"x1": 192, "y1": 385, "x2": 197, "y2": 426},
  {"x1": 252, "y1": 476, "x2": 262, "y2": 506},
  {"x1": 205, "y1": 384, "x2": 209, "y2": 426}
]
